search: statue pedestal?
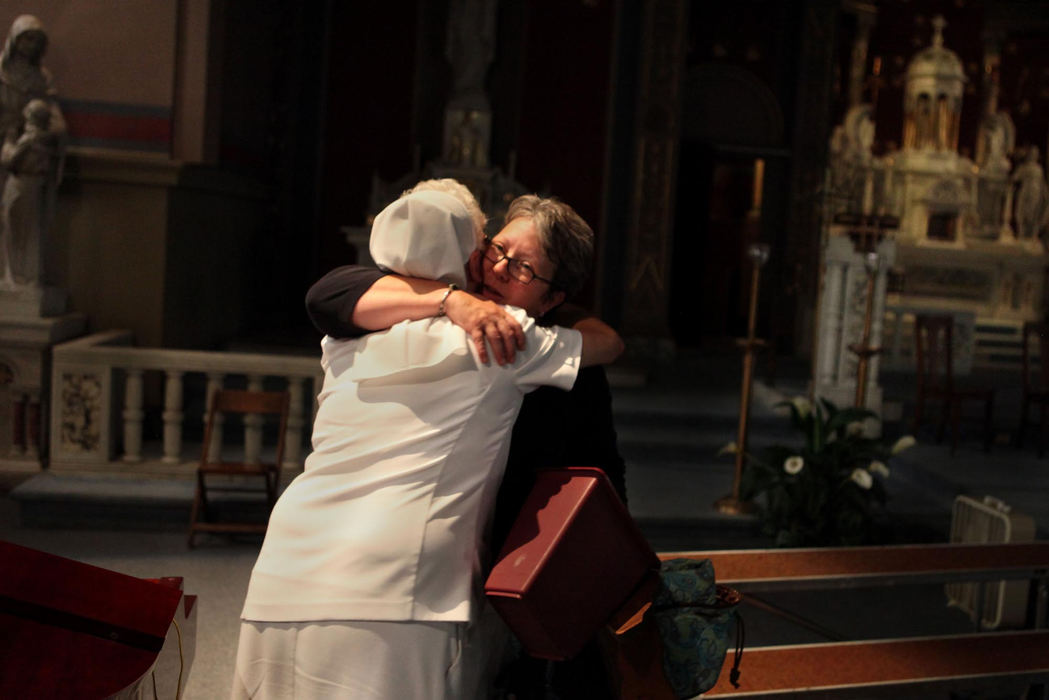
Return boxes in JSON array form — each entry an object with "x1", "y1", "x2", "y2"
[
  {"x1": 0, "y1": 286, "x2": 69, "y2": 319},
  {"x1": 0, "y1": 310, "x2": 86, "y2": 472}
]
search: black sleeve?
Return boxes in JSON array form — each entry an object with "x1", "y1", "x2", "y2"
[
  {"x1": 545, "y1": 303, "x2": 591, "y2": 329},
  {"x1": 561, "y1": 367, "x2": 629, "y2": 503},
  {"x1": 491, "y1": 366, "x2": 629, "y2": 553},
  {"x1": 305, "y1": 265, "x2": 388, "y2": 339}
]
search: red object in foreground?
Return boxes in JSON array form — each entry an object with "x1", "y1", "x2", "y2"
[
  {"x1": 485, "y1": 467, "x2": 659, "y2": 660},
  {"x1": 0, "y1": 540, "x2": 195, "y2": 699}
]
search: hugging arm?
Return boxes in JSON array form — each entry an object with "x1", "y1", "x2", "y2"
[
  {"x1": 577, "y1": 316, "x2": 625, "y2": 368},
  {"x1": 305, "y1": 264, "x2": 526, "y2": 364},
  {"x1": 549, "y1": 303, "x2": 624, "y2": 369}
]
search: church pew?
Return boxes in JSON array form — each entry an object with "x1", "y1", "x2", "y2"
[
  {"x1": 703, "y1": 630, "x2": 1049, "y2": 698},
  {"x1": 654, "y1": 544, "x2": 1049, "y2": 697},
  {"x1": 660, "y1": 542, "x2": 1049, "y2": 593}
]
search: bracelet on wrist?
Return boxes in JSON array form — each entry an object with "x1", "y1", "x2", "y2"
[{"x1": 437, "y1": 283, "x2": 459, "y2": 317}]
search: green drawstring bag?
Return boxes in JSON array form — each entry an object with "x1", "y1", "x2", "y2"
[{"x1": 651, "y1": 558, "x2": 744, "y2": 698}]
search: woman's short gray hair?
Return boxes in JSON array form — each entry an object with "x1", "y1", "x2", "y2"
[
  {"x1": 403, "y1": 179, "x2": 487, "y2": 246},
  {"x1": 505, "y1": 195, "x2": 594, "y2": 299}
]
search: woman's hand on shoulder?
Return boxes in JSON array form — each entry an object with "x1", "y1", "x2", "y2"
[{"x1": 444, "y1": 291, "x2": 526, "y2": 365}]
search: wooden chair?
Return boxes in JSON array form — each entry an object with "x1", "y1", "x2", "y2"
[
  {"x1": 1018, "y1": 321, "x2": 1049, "y2": 456},
  {"x1": 911, "y1": 314, "x2": 993, "y2": 455},
  {"x1": 187, "y1": 389, "x2": 290, "y2": 547}
]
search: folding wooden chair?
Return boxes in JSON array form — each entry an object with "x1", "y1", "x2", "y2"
[
  {"x1": 1017, "y1": 321, "x2": 1049, "y2": 457},
  {"x1": 911, "y1": 314, "x2": 993, "y2": 455},
  {"x1": 187, "y1": 389, "x2": 290, "y2": 547}
]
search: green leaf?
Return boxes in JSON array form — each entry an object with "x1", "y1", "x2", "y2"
[
  {"x1": 826, "y1": 407, "x2": 877, "y2": 435},
  {"x1": 818, "y1": 397, "x2": 839, "y2": 418}
]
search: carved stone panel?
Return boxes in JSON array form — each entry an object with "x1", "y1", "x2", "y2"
[
  {"x1": 51, "y1": 364, "x2": 112, "y2": 463},
  {"x1": 58, "y1": 372, "x2": 102, "y2": 453}
]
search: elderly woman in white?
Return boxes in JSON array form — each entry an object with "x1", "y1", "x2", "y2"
[{"x1": 232, "y1": 179, "x2": 622, "y2": 699}]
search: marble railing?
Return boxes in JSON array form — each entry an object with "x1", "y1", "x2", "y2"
[{"x1": 48, "y1": 331, "x2": 324, "y2": 477}]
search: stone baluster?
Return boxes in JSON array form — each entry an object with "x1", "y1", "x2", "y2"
[
  {"x1": 204, "y1": 373, "x2": 224, "y2": 461},
  {"x1": 121, "y1": 369, "x2": 144, "y2": 462},
  {"x1": 244, "y1": 374, "x2": 263, "y2": 465},
  {"x1": 284, "y1": 377, "x2": 305, "y2": 468},
  {"x1": 161, "y1": 371, "x2": 184, "y2": 464}
]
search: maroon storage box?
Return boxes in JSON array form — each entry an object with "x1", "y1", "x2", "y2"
[{"x1": 484, "y1": 467, "x2": 659, "y2": 660}]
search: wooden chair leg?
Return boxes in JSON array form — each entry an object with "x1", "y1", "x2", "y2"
[
  {"x1": 188, "y1": 479, "x2": 203, "y2": 549},
  {"x1": 912, "y1": 395, "x2": 925, "y2": 435},
  {"x1": 266, "y1": 471, "x2": 278, "y2": 511},
  {"x1": 936, "y1": 400, "x2": 949, "y2": 444},
  {"x1": 983, "y1": 398, "x2": 993, "y2": 453},
  {"x1": 949, "y1": 400, "x2": 960, "y2": 456},
  {"x1": 1018, "y1": 395, "x2": 1030, "y2": 448},
  {"x1": 1039, "y1": 403, "x2": 1048, "y2": 459},
  {"x1": 198, "y1": 472, "x2": 213, "y2": 522}
]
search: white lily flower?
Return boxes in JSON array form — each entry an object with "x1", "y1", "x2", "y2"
[
  {"x1": 868, "y1": 460, "x2": 890, "y2": 477},
  {"x1": 846, "y1": 421, "x2": 864, "y2": 437},
  {"x1": 890, "y1": 435, "x2": 916, "y2": 455},
  {"x1": 850, "y1": 468, "x2": 873, "y2": 489},
  {"x1": 718, "y1": 441, "x2": 738, "y2": 456},
  {"x1": 791, "y1": 396, "x2": 811, "y2": 419},
  {"x1": 783, "y1": 456, "x2": 805, "y2": 474}
]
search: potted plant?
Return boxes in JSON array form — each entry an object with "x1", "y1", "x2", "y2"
[{"x1": 723, "y1": 397, "x2": 915, "y2": 547}]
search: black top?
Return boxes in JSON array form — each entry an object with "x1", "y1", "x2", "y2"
[{"x1": 305, "y1": 265, "x2": 628, "y2": 551}]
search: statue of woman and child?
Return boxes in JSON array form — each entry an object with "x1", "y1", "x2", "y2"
[{"x1": 0, "y1": 14, "x2": 65, "y2": 292}]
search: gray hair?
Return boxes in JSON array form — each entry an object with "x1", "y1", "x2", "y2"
[
  {"x1": 505, "y1": 195, "x2": 594, "y2": 299},
  {"x1": 404, "y1": 178, "x2": 487, "y2": 247}
]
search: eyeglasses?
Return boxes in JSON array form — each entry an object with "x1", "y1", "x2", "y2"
[{"x1": 483, "y1": 239, "x2": 554, "y2": 286}]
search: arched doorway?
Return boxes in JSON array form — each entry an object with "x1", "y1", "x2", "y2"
[{"x1": 671, "y1": 62, "x2": 787, "y2": 347}]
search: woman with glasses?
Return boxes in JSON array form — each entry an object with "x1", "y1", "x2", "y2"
[
  {"x1": 307, "y1": 192, "x2": 629, "y2": 697},
  {"x1": 235, "y1": 181, "x2": 622, "y2": 699}
]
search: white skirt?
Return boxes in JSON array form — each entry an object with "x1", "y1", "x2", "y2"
[{"x1": 231, "y1": 614, "x2": 507, "y2": 700}]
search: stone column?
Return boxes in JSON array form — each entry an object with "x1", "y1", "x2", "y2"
[
  {"x1": 813, "y1": 235, "x2": 896, "y2": 421},
  {"x1": 620, "y1": 0, "x2": 687, "y2": 354},
  {"x1": 787, "y1": 0, "x2": 840, "y2": 356}
]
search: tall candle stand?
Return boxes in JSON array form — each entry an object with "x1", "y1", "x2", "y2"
[
  {"x1": 715, "y1": 243, "x2": 770, "y2": 515},
  {"x1": 848, "y1": 252, "x2": 882, "y2": 408}
]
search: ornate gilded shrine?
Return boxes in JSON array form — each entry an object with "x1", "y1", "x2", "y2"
[{"x1": 825, "y1": 16, "x2": 1048, "y2": 374}]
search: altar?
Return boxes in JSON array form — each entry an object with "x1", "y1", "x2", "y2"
[{"x1": 824, "y1": 16, "x2": 1048, "y2": 375}]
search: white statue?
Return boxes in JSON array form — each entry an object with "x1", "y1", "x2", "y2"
[
  {"x1": 0, "y1": 15, "x2": 64, "y2": 144},
  {"x1": 1012, "y1": 146, "x2": 1049, "y2": 242},
  {"x1": 0, "y1": 16, "x2": 65, "y2": 290},
  {"x1": 842, "y1": 104, "x2": 875, "y2": 164},
  {"x1": 0, "y1": 99, "x2": 61, "y2": 288},
  {"x1": 978, "y1": 112, "x2": 1014, "y2": 174},
  {"x1": 445, "y1": 0, "x2": 495, "y2": 109}
]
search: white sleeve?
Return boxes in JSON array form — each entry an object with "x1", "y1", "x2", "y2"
[{"x1": 510, "y1": 308, "x2": 582, "y2": 393}]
